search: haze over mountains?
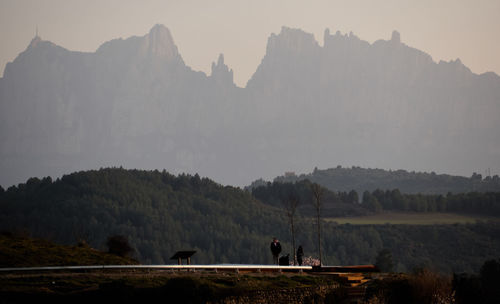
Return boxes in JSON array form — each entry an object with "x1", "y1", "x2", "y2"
[{"x1": 1, "y1": 24, "x2": 499, "y2": 188}]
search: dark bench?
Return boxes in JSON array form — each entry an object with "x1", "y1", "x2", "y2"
[{"x1": 170, "y1": 251, "x2": 197, "y2": 265}]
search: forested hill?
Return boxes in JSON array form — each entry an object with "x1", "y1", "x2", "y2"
[
  {"x1": 255, "y1": 166, "x2": 500, "y2": 195},
  {"x1": 2, "y1": 168, "x2": 500, "y2": 273},
  {"x1": 0, "y1": 168, "x2": 287, "y2": 264}
]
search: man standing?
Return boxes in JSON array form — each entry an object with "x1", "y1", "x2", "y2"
[
  {"x1": 270, "y1": 237, "x2": 282, "y2": 265},
  {"x1": 297, "y1": 245, "x2": 304, "y2": 266}
]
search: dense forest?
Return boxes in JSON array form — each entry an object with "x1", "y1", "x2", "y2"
[
  {"x1": 1, "y1": 168, "x2": 500, "y2": 273},
  {"x1": 252, "y1": 166, "x2": 500, "y2": 195},
  {"x1": 0, "y1": 168, "x2": 281, "y2": 264}
]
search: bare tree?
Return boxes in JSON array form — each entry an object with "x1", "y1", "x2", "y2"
[
  {"x1": 311, "y1": 183, "x2": 324, "y2": 266},
  {"x1": 282, "y1": 192, "x2": 300, "y2": 265}
]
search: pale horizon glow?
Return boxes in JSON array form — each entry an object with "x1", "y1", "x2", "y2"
[{"x1": 1, "y1": 0, "x2": 500, "y2": 87}]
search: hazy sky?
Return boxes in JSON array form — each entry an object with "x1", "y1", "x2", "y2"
[{"x1": 1, "y1": 0, "x2": 499, "y2": 87}]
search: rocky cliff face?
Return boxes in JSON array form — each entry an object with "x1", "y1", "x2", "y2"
[
  {"x1": 1, "y1": 25, "x2": 499, "y2": 187},
  {"x1": 245, "y1": 27, "x2": 500, "y2": 182}
]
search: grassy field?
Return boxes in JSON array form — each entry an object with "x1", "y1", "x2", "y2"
[{"x1": 324, "y1": 212, "x2": 500, "y2": 225}]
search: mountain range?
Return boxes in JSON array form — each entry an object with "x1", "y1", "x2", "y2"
[{"x1": 1, "y1": 24, "x2": 499, "y2": 187}]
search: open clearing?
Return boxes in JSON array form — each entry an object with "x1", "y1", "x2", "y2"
[{"x1": 324, "y1": 212, "x2": 500, "y2": 225}]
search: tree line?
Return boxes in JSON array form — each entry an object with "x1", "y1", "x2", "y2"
[
  {"x1": 252, "y1": 180, "x2": 500, "y2": 216},
  {"x1": 361, "y1": 189, "x2": 500, "y2": 215}
]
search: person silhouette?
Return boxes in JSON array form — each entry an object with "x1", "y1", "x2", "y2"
[
  {"x1": 270, "y1": 237, "x2": 282, "y2": 265},
  {"x1": 297, "y1": 245, "x2": 304, "y2": 266}
]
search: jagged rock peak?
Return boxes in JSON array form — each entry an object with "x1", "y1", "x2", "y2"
[
  {"x1": 28, "y1": 35, "x2": 42, "y2": 49},
  {"x1": 142, "y1": 24, "x2": 180, "y2": 60},
  {"x1": 211, "y1": 53, "x2": 227, "y2": 72},
  {"x1": 391, "y1": 30, "x2": 401, "y2": 44},
  {"x1": 266, "y1": 26, "x2": 319, "y2": 54},
  {"x1": 211, "y1": 53, "x2": 234, "y2": 85},
  {"x1": 217, "y1": 53, "x2": 225, "y2": 66},
  {"x1": 323, "y1": 28, "x2": 365, "y2": 49},
  {"x1": 439, "y1": 58, "x2": 464, "y2": 66},
  {"x1": 149, "y1": 23, "x2": 173, "y2": 39},
  {"x1": 324, "y1": 28, "x2": 330, "y2": 43}
]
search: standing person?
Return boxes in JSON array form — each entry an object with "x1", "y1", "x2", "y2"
[
  {"x1": 270, "y1": 237, "x2": 282, "y2": 265},
  {"x1": 297, "y1": 245, "x2": 304, "y2": 266}
]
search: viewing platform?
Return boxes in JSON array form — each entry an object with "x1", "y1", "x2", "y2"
[{"x1": 0, "y1": 264, "x2": 377, "y2": 274}]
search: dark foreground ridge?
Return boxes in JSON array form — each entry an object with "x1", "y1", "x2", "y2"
[
  {"x1": 0, "y1": 262, "x2": 386, "y2": 304},
  {"x1": 0, "y1": 266, "x2": 460, "y2": 304}
]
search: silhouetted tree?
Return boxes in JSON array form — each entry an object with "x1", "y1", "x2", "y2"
[
  {"x1": 375, "y1": 248, "x2": 394, "y2": 272},
  {"x1": 282, "y1": 191, "x2": 300, "y2": 265},
  {"x1": 362, "y1": 191, "x2": 382, "y2": 212},
  {"x1": 311, "y1": 183, "x2": 324, "y2": 265},
  {"x1": 106, "y1": 235, "x2": 133, "y2": 257},
  {"x1": 348, "y1": 190, "x2": 358, "y2": 204}
]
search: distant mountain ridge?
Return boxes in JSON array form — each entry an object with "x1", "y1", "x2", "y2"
[
  {"x1": 251, "y1": 166, "x2": 500, "y2": 195},
  {"x1": 1, "y1": 24, "x2": 499, "y2": 187}
]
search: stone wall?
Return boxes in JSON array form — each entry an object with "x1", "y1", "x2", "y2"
[{"x1": 208, "y1": 283, "x2": 343, "y2": 304}]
